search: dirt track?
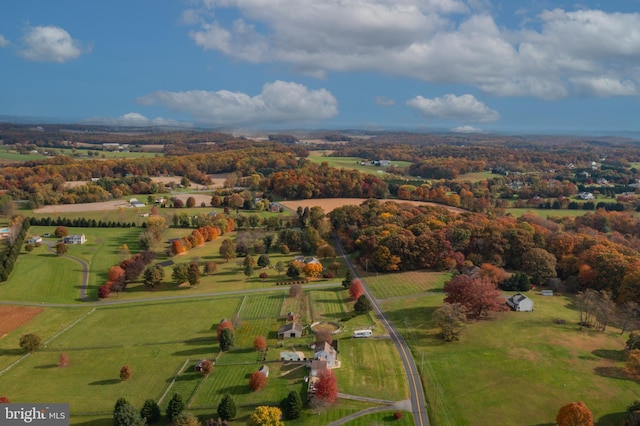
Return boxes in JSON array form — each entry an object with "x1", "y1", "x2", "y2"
[{"x1": 0, "y1": 306, "x2": 44, "y2": 337}]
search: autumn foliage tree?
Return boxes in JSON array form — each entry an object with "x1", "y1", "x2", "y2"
[
  {"x1": 0, "y1": 397, "x2": 9, "y2": 403},
  {"x1": 198, "y1": 359, "x2": 214, "y2": 376},
  {"x1": 247, "y1": 406, "x2": 284, "y2": 426},
  {"x1": 444, "y1": 275, "x2": 509, "y2": 319},
  {"x1": 216, "y1": 320, "x2": 234, "y2": 338},
  {"x1": 254, "y1": 335, "x2": 267, "y2": 352},
  {"x1": 313, "y1": 369, "x2": 338, "y2": 404},
  {"x1": 120, "y1": 365, "x2": 132, "y2": 381},
  {"x1": 556, "y1": 401, "x2": 594, "y2": 426},
  {"x1": 349, "y1": 278, "x2": 364, "y2": 300},
  {"x1": 626, "y1": 349, "x2": 640, "y2": 377},
  {"x1": 249, "y1": 371, "x2": 268, "y2": 391},
  {"x1": 58, "y1": 352, "x2": 69, "y2": 367}
]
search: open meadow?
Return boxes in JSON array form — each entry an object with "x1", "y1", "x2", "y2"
[
  {"x1": 307, "y1": 151, "x2": 413, "y2": 175},
  {"x1": 374, "y1": 270, "x2": 638, "y2": 426},
  {"x1": 0, "y1": 281, "x2": 408, "y2": 425}
]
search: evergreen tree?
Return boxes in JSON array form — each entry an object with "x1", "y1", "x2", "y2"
[
  {"x1": 220, "y1": 328, "x2": 235, "y2": 352},
  {"x1": 354, "y1": 294, "x2": 373, "y2": 314},
  {"x1": 114, "y1": 401, "x2": 145, "y2": 426},
  {"x1": 342, "y1": 269, "x2": 353, "y2": 289},
  {"x1": 140, "y1": 399, "x2": 161, "y2": 424},
  {"x1": 281, "y1": 390, "x2": 302, "y2": 420},
  {"x1": 166, "y1": 393, "x2": 185, "y2": 422},
  {"x1": 217, "y1": 394, "x2": 237, "y2": 421}
]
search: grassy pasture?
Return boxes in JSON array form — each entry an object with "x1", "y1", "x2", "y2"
[
  {"x1": 454, "y1": 171, "x2": 494, "y2": 182},
  {"x1": 504, "y1": 207, "x2": 589, "y2": 218},
  {"x1": 0, "y1": 146, "x2": 159, "y2": 163},
  {"x1": 364, "y1": 271, "x2": 451, "y2": 300},
  {"x1": 0, "y1": 226, "x2": 141, "y2": 302},
  {"x1": 307, "y1": 151, "x2": 413, "y2": 174},
  {"x1": 0, "y1": 285, "x2": 406, "y2": 425},
  {"x1": 377, "y1": 270, "x2": 638, "y2": 426},
  {"x1": 335, "y1": 338, "x2": 409, "y2": 401}
]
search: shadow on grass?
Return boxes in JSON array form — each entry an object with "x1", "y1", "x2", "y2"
[
  {"x1": 184, "y1": 337, "x2": 215, "y2": 345},
  {"x1": 170, "y1": 373, "x2": 200, "y2": 383},
  {"x1": 0, "y1": 348, "x2": 25, "y2": 356},
  {"x1": 592, "y1": 349, "x2": 626, "y2": 361},
  {"x1": 594, "y1": 366, "x2": 639, "y2": 382},
  {"x1": 173, "y1": 347, "x2": 213, "y2": 357},
  {"x1": 34, "y1": 364, "x2": 58, "y2": 369},
  {"x1": 89, "y1": 379, "x2": 121, "y2": 385},
  {"x1": 596, "y1": 412, "x2": 626, "y2": 426},
  {"x1": 218, "y1": 384, "x2": 250, "y2": 396}
]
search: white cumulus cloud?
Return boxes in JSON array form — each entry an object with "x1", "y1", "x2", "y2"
[
  {"x1": 451, "y1": 125, "x2": 482, "y2": 133},
  {"x1": 184, "y1": 2, "x2": 640, "y2": 99},
  {"x1": 138, "y1": 81, "x2": 338, "y2": 126},
  {"x1": 20, "y1": 25, "x2": 90, "y2": 63},
  {"x1": 0, "y1": 34, "x2": 9, "y2": 47},
  {"x1": 407, "y1": 94, "x2": 499, "y2": 123},
  {"x1": 83, "y1": 113, "x2": 192, "y2": 128}
]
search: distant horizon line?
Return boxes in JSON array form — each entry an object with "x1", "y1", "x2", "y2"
[{"x1": 1, "y1": 114, "x2": 639, "y2": 141}]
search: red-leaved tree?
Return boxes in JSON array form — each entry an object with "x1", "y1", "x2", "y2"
[
  {"x1": 58, "y1": 353, "x2": 68, "y2": 367},
  {"x1": 349, "y1": 279, "x2": 364, "y2": 300},
  {"x1": 248, "y1": 371, "x2": 267, "y2": 391},
  {"x1": 313, "y1": 369, "x2": 338, "y2": 404},
  {"x1": 254, "y1": 335, "x2": 267, "y2": 351},
  {"x1": 120, "y1": 365, "x2": 132, "y2": 381},
  {"x1": 443, "y1": 275, "x2": 509, "y2": 318},
  {"x1": 0, "y1": 397, "x2": 9, "y2": 403}
]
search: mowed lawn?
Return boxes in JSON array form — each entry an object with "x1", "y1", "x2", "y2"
[
  {"x1": 0, "y1": 226, "x2": 141, "y2": 302},
  {"x1": 0, "y1": 287, "x2": 409, "y2": 425},
  {"x1": 378, "y1": 271, "x2": 638, "y2": 426},
  {"x1": 307, "y1": 151, "x2": 413, "y2": 174},
  {"x1": 0, "y1": 298, "x2": 241, "y2": 419},
  {"x1": 365, "y1": 270, "x2": 451, "y2": 300}
]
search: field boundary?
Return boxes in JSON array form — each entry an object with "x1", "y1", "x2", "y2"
[
  {"x1": 158, "y1": 358, "x2": 192, "y2": 404},
  {"x1": 0, "y1": 308, "x2": 95, "y2": 377}
]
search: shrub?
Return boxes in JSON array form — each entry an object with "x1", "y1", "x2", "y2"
[
  {"x1": 394, "y1": 411, "x2": 404, "y2": 420},
  {"x1": 259, "y1": 272, "x2": 268, "y2": 280}
]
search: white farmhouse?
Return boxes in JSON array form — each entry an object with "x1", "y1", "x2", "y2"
[{"x1": 506, "y1": 293, "x2": 534, "y2": 312}]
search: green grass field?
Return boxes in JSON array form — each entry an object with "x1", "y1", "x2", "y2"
[
  {"x1": 504, "y1": 207, "x2": 590, "y2": 218},
  {"x1": 307, "y1": 151, "x2": 413, "y2": 175},
  {"x1": 0, "y1": 146, "x2": 160, "y2": 163},
  {"x1": 377, "y1": 271, "x2": 638, "y2": 426},
  {"x1": 454, "y1": 171, "x2": 495, "y2": 182},
  {"x1": 0, "y1": 280, "x2": 406, "y2": 425}
]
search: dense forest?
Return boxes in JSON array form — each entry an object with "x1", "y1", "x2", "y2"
[{"x1": 330, "y1": 200, "x2": 640, "y2": 304}]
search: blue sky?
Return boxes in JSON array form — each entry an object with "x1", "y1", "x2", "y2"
[{"x1": 1, "y1": 0, "x2": 640, "y2": 133}]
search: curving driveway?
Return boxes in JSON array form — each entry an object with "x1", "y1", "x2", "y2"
[{"x1": 45, "y1": 242, "x2": 91, "y2": 301}]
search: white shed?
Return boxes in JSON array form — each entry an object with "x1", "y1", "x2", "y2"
[{"x1": 506, "y1": 293, "x2": 534, "y2": 312}]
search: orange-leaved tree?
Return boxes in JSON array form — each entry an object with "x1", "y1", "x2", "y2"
[{"x1": 556, "y1": 401, "x2": 593, "y2": 426}]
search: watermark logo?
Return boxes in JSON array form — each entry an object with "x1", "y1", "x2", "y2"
[{"x1": 1, "y1": 404, "x2": 69, "y2": 425}]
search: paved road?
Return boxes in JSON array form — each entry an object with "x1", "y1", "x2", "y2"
[{"x1": 334, "y1": 234, "x2": 430, "y2": 426}]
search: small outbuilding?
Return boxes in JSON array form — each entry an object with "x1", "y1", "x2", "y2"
[
  {"x1": 541, "y1": 290, "x2": 554, "y2": 296},
  {"x1": 258, "y1": 365, "x2": 269, "y2": 377},
  {"x1": 506, "y1": 293, "x2": 534, "y2": 312},
  {"x1": 278, "y1": 322, "x2": 303, "y2": 339}
]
